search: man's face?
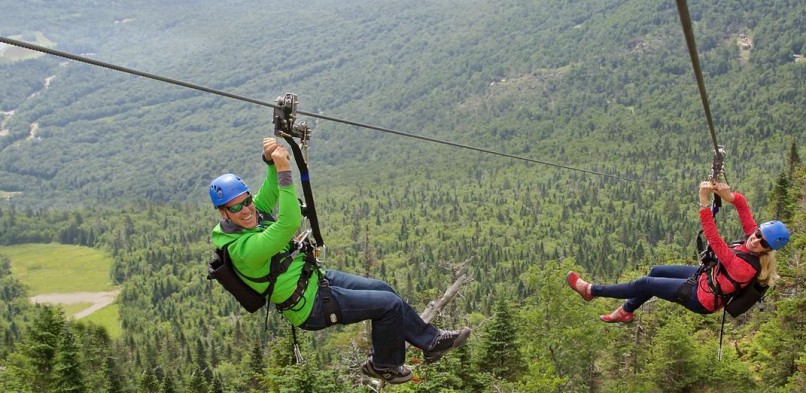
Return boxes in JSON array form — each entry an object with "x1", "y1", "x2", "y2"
[{"x1": 220, "y1": 193, "x2": 257, "y2": 229}]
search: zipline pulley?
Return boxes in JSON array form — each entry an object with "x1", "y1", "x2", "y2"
[
  {"x1": 273, "y1": 93, "x2": 312, "y2": 163},
  {"x1": 271, "y1": 93, "x2": 325, "y2": 254}
]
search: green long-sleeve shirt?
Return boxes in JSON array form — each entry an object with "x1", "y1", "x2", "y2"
[{"x1": 211, "y1": 164, "x2": 318, "y2": 326}]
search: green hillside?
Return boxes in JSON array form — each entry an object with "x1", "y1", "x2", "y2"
[
  {"x1": 0, "y1": 0, "x2": 804, "y2": 392},
  {"x1": 0, "y1": 0, "x2": 802, "y2": 207}
]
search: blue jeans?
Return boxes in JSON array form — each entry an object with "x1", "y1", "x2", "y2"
[
  {"x1": 591, "y1": 265, "x2": 709, "y2": 314},
  {"x1": 300, "y1": 270, "x2": 439, "y2": 368}
]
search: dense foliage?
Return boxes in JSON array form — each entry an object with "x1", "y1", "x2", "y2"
[{"x1": 0, "y1": 0, "x2": 804, "y2": 391}]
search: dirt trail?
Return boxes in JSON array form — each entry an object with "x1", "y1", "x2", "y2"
[{"x1": 29, "y1": 290, "x2": 120, "y2": 319}]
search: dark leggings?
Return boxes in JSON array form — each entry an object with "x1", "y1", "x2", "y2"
[{"x1": 591, "y1": 265, "x2": 709, "y2": 314}]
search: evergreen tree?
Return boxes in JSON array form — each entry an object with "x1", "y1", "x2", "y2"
[
  {"x1": 247, "y1": 337, "x2": 266, "y2": 392},
  {"x1": 770, "y1": 171, "x2": 793, "y2": 221},
  {"x1": 640, "y1": 317, "x2": 708, "y2": 392},
  {"x1": 53, "y1": 324, "x2": 86, "y2": 393},
  {"x1": 75, "y1": 324, "x2": 112, "y2": 392},
  {"x1": 187, "y1": 366, "x2": 209, "y2": 393},
  {"x1": 7, "y1": 305, "x2": 65, "y2": 392},
  {"x1": 519, "y1": 259, "x2": 606, "y2": 392},
  {"x1": 786, "y1": 140, "x2": 801, "y2": 177},
  {"x1": 160, "y1": 371, "x2": 176, "y2": 393},
  {"x1": 140, "y1": 367, "x2": 160, "y2": 393},
  {"x1": 208, "y1": 373, "x2": 225, "y2": 393},
  {"x1": 476, "y1": 297, "x2": 525, "y2": 381},
  {"x1": 103, "y1": 355, "x2": 125, "y2": 393}
]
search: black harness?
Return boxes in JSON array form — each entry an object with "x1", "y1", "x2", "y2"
[
  {"x1": 214, "y1": 236, "x2": 341, "y2": 326},
  {"x1": 682, "y1": 231, "x2": 767, "y2": 317}
]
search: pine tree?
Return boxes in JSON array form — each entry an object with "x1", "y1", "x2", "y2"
[
  {"x1": 8, "y1": 305, "x2": 65, "y2": 392},
  {"x1": 247, "y1": 336, "x2": 266, "y2": 389},
  {"x1": 75, "y1": 324, "x2": 112, "y2": 392},
  {"x1": 160, "y1": 371, "x2": 176, "y2": 393},
  {"x1": 476, "y1": 297, "x2": 526, "y2": 381},
  {"x1": 186, "y1": 366, "x2": 209, "y2": 393},
  {"x1": 786, "y1": 140, "x2": 801, "y2": 177},
  {"x1": 208, "y1": 373, "x2": 224, "y2": 393},
  {"x1": 53, "y1": 324, "x2": 86, "y2": 393},
  {"x1": 104, "y1": 355, "x2": 125, "y2": 393},
  {"x1": 140, "y1": 367, "x2": 160, "y2": 393},
  {"x1": 641, "y1": 317, "x2": 708, "y2": 392}
]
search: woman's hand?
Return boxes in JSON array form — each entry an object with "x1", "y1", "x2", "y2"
[
  {"x1": 712, "y1": 182, "x2": 735, "y2": 203},
  {"x1": 699, "y1": 181, "x2": 714, "y2": 208}
]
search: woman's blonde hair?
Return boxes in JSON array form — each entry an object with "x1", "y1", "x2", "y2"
[{"x1": 758, "y1": 251, "x2": 779, "y2": 287}]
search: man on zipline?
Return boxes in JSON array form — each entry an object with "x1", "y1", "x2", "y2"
[
  {"x1": 567, "y1": 181, "x2": 789, "y2": 322},
  {"x1": 209, "y1": 138, "x2": 470, "y2": 384}
]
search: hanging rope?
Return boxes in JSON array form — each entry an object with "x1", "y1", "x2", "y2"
[{"x1": 0, "y1": 35, "x2": 641, "y2": 183}]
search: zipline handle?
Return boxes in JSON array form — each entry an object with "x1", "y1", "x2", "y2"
[
  {"x1": 272, "y1": 93, "x2": 325, "y2": 249},
  {"x1": 708, "y1": 146, "x2": 727, "y2": 215}
]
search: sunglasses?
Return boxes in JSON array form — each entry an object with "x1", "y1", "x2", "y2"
[
  {"x1": 225, "y1": 195, "x2": 253, "y2": 213},
  {"x1": 754, "y1": 229, "x2": 771, "y2": 249}
]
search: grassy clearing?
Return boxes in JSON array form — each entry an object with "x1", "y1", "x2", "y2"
[
  {"x1": 82, "y1": 304, "x2": 122, "y2": 338},
  {"x1": 1, "y1": 243, "x2": 115, "y2": 293},
  {"x1": 61, "y1": 302, "x2": 94, "y2": 315},
  {"x1": 1, "y1": 243, "x2": 121, "y2": 337}
]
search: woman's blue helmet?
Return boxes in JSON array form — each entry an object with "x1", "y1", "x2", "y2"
[
  {"x1": 759, "y1": 220, "x2": 790, "y2": 250},
  {"x1": 209, "y1": 174, "x2": 249, "y2": 208}
]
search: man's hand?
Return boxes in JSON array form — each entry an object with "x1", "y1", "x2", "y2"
[
  {"x1": 263, "y1": 138, "x2": 278, "y2": 161},
  {"x1": 272, "y1": 145, "x2": 291, "y2": 171}
]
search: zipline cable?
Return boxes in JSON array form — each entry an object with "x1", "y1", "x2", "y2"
[
  {"x1": 0, "y1": 36, "x2": 640, "y2": 182},
  {"x1": 674, "y1": 0, "x2": 719, "y2": 152},
  {"x1": 674, "y1": 0, "x2": 728, "y2": 216}
]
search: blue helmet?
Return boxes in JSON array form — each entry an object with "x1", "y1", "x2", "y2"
[
  {"x1": 209, "y1": 174, "x2": 249, "y2": 208},
  {"x1": 759, "y1": 220, "x2": 790, "y2": 250}
]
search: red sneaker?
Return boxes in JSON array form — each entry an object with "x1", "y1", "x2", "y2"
[
  {"x1": 599, "y1": 306, "x2": 634, "y2": 324},
  {"x1": 566, "y1": 271, "x2": 593, "y2": 301}
]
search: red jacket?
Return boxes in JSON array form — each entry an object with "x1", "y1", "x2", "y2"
[{"x1": 697, "y1": 192, "x2": 760, "y2": 312}]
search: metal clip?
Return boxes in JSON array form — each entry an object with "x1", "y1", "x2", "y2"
[
  {"x1": 294, "y1": 343, "x2": 305, "y2": 364},
  {"x1": 709, "y1": 145, "x2": 727, "y2": 183},
  {"x1": 287, "y1": 229, "x2": 312, "y2": 260},
  {"x1": 295, "y1": 229, "x2": 312, "y2": 244},
  {"x1": 315, "y1": 244, "x2": 326, "y2": 263}
]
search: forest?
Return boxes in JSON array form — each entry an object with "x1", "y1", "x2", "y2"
[{"x1": 0, "y1": 0, "x2": 804, "y2": 392}]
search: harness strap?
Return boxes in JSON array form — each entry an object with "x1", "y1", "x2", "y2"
[
  {"x1": 273, "y1": 249, "x2": 341, "y2": 325},
  {"x1": 696, "y1": 232, "x2": 761, "y2": 310},
  {"x1": 236, "y1": 240, "x2": 311, "y2": 303},
  {"x1": 275, "y1": 252, "x2": 317, "y2": 311}
]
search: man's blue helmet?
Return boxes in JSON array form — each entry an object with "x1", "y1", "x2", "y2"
[
  {"x1": 209, "y1": 174, "x2": 249, "y2": 208},
  {"x1": 759, "y1": 220, "x2": 790, "y2": 250}
]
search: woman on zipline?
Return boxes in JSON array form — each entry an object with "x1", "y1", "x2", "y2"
[{"x1": 567, "y1": 181, "x2": 789, "y2": 323}]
